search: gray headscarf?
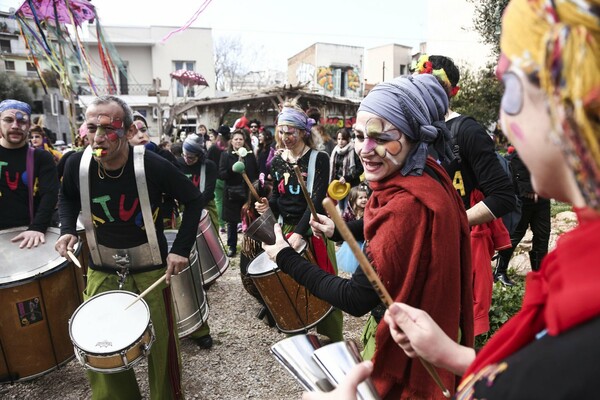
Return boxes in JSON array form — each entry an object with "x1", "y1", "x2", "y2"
[{"x1": 358, "y1": 74, "x2": 454, "y2": 176}]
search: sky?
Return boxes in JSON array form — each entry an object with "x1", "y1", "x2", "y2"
[{"x1": 0, "y1": 0, "x2": 427, "y2": 71}]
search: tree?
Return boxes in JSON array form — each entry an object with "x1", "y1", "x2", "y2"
[
  {"x1": 467, "y1": 0, "x2": 509, "y2": 56},
  {"x1": 0, "y1": 72, "x2": 34, "y2": 105},
  {"x1": 452, "y1": 63, "x2": 503, "y2": 130},
  {"x1": 214, "y1": 35, "x2": 245, "y2": 92}
]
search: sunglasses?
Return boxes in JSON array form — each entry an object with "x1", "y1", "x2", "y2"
[{"x1": 250, "y1": 125, "x2": 258, "y2": 128}]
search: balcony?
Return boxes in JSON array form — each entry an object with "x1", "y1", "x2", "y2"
[{"x1": 78, "y1": 83, "x2": 155, "y2": 96}]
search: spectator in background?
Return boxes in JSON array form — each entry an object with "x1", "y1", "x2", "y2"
[
  {"x1": 256, "y1": 128, "x2": 275, "y2": 176},
  {"x1": 307, "y1": 106, "x2": 335, "y2": 155},
  {"x1": 330, "y1": 127, "x2": 364, "y2": 211},
  {"x1": 30, "y1": 125, "x2": 62, "y2": 164},
  {"x1": 208, "y1": 125, "x2": 231, "y2": 233},
  {"x1": 249, "y1": 119, "x2": 261, "y2": 151}
]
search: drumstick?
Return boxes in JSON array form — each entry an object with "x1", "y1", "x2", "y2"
[
  {"x1": 292, "y1": 165, "x2": 319, "y2": 221},
  {"x1": 232, "y1": 161, "x2": 261, "y2": 201},
  {"x1": 67, "y1": 250, "x2": 82, "y2": 269},
  {"x1": 322, "y1": 198, "x2": 451, "y2": 398},
  {"x1": 124, "y1": 274, "x2": 167, "y2": 311}
]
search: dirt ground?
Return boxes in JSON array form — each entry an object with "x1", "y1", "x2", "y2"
[{"x1": 1, "y1": 234, "x2": 368, "y2": 400}]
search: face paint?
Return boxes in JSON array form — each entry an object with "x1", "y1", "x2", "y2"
[
  {"x1": 508, "y1": 122, "x2": 525, "y2": 141},
  {"x1": 501, "y1": 72, "x2": 524, "y2": 115},
  {"x1": 358, "y1": 118, "x2": 403, "y2": 159}
]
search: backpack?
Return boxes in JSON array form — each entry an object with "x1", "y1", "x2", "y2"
[{"x1": 448, "y1": 115, "x2": 523, "y2": 235}]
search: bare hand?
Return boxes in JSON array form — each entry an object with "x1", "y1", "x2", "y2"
[
  {"x1": 338, "y1": 176, "x2": 346, "y2": 185},
  {"x1": 262, "y1": 223, "x2": 291, "y2": 261},
  {"x1": 255, "y1": 197, "x2": 269, "y2": 215},
  {"x1": 12, "y1": 230, "x2": 46, "y2": 249},
  {"x1": 287, "y1": 232, "x2": 304, "y2": 252},
  {"x1": 309, "y1": 213, "x2": 335, "y2": 240},
  {"x1": 383, "y1": 303, "x2": 474, "y2": 375},
  {"x1": 165, "y1": 253, "x2": 188, "y2": 285},
  {"x1": 301, "y1": 361, "x2": 373, "y2": 400},
  {"x1": 55, "y1": 234, "x2": 79, "y2": 257}
]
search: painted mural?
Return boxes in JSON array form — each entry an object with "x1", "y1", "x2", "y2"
[
  {"x1": 315, "y1": 65, "x2": 361, "y2": 96},
  {"x1": 317, "y1": 67, "x2": 334, "y2": 91}
]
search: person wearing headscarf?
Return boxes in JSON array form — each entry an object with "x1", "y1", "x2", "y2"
[
  {"x1": 337, "y1": 1, "x2": 600, "y2": 399},
  {"x1": 0, "y1": 99, "x2": 60, "y2": 249},
  {"x1": 263, "y1": 74, "x2": 473, "y2": 399},
  {"x1": 255, "y1": 102, "x2": 345, "y2": 344},
  {"x1": 175, "y1": 133, "x2": 218, "y2": 349}
]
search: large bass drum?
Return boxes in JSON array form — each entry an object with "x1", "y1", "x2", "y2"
[
  {"x1": 196, "y1": 210, "x2": 229, "y2": 287},
  {"x1": 0, "y1": 227, "x2": 83, "y2": 383},
  {"x1": 165, "y1": 230, "x2": 209, "y2": 338},
  {"x1": 247, "y1": 251, "x2": 333, "y2": 334}
]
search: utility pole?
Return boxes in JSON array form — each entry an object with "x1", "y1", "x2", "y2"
[
  {"x1": 382, "y1": 61, "x2": 386, "y2": 82},
  {"x1": 148, "y1": 78, "x2": 168, "y2": 139}
]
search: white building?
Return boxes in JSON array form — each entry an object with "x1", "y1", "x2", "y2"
[
  {"x1": 287, "y1": 43, "x2": 364, "y2": 100},
  {"x1": 80, "y1": 25, "x2": 216, "y2": 138},
  {"x1": 365, "y1": 43, "x2": 413, "y2": 87}
]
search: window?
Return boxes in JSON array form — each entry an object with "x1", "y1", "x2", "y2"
[
  {"x1": 26, "y1": 62, "x2": 36, "y2": 72},
  {"x1": 399, "y1": 65, "x2": 407, "y2": 75},
  {"x1": 4, "y1": 60, "x2": 14, "y2": 71},
  {"x1": 0, "y1": 39, "x2": 11, "y2": 53},
  {"x1": 71, "y1": 65, "x2": 81, "y2": 75},
  {"x1": 51, "y1": 93, "x2": 59, "y2": 116},
  {"x1": 173, "y1": 61, "x2": 195, "y2": 98}
]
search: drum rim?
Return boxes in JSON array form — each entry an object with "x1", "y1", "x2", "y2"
[
  {"x1": 0, "y1": 226, "x2": 81, "y2": 285},
  {"x1": 69, "y1": 290, "x2": 151, "y2": 354}
]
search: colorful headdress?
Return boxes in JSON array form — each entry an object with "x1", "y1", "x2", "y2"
[
  {"x1": 0, "y1": 99, "x2": 32, "y2": 116},
  {"x1": 414, "y1": 54, "x2": 460, "y2": 98},
  {"x1": 502, "y1": 0, "x2": 600, "y2": 210},
  {"x1": 277, "y1": 107, "x2": 315, "y2": 135}
]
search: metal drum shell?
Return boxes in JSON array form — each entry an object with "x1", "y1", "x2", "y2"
[
  {"x1": 0, "y1": 227, "x2": 83, "y2": 383},
  {"x1": 247, "y1": 251, "x2": 333, "y2": 334},
  {"x1": 196, "y1": 210, "x2": 229, "y2": 286},
  {"x1": 165, "y1": 230, "x2": 209, "y2": 338}
]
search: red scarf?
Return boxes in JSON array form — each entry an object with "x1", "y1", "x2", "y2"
[
  {"x1": 365, "y1": 158, "x2": 474, "y2": 399},
  {"x1": 464, "y1": 208, "x2": 600, "y2": 378}
]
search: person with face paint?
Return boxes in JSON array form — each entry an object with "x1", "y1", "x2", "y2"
[
  {"x1": 415, "y1": 54, "x2": 517, "y2": 336},
  {"x1": 256, "y1": 102, "x2": 345, "y2": 343},
  {"x1": 262, "y1": 77, "x2": 473, "y2": 399},
  {"x1": 313, "y1": 1, "x2": 600, "y2": 398},
  {"x1": 0, "y1": 99, "x2": 60, "y2": 249},
  {"x1": 55, "y1": 95, "x2": 203, "y2": 400}
]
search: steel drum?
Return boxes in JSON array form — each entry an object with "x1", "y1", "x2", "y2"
[{"x1": 196, "y1": 210, "x2": 229, "y2": 286}]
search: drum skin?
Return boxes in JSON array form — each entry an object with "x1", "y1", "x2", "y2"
[
  {"x1": 0, "y1": 227, "x2": 83, "y2": 383},
  {"x1": 248, "y1": 252, "x2": 332, "y2": 333}
]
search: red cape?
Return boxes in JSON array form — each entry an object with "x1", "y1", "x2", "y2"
[{"x1": 365, "y1": 158, "x2": 474, "y2": 399}]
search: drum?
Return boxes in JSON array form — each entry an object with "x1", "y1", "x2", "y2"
[
  {"x1": 196, "y1": 210, "x2": 229, "y2": 286},
  {"x1": 247, "y1": 252, "x2": 333, "y2": 334},
  {"x1": 0, "y1": 227, "x2": 83, "y2": 383},
  {"x1": 69, "y1": 290, "x2": 155, "y2": 373},
  {"x1": 165, "y1": 230, "x2": 209, "y2": 338}
]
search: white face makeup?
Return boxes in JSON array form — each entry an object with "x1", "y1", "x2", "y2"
[
  {"x1": 129, "y1": 120, "x2": 149, "y2": 146},
  {"x1": 278, "y1": 125, "x2": 302, "y2": 150},
  {"x1": 1, "y1": 110, "x2": 31, "y2": 148},
  {"x1": 353, "y1": 111, "x2": 410, "y2": 182}
]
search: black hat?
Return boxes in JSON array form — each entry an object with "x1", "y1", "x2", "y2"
[{"x1": 217, "y1": 125, "x2": 231, "y2": 139}]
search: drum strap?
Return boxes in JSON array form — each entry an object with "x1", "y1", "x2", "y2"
[
  {"x1": 26, "y1": 146, "x2": 34, "y2": 224},
  {"x1": 79, "y1": 146, "x2": 102, "y2": 266},
  {"x1": 306, "y1": 149, "x2": 319, "y2": 196},
  {"x1": 133, "y1": 145, "x2": 162, "y2": 266},
  {"x1": 200, "y1": 164, "x2": 205, "y2": 193}
]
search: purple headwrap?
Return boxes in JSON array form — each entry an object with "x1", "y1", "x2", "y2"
[
  {"x1": 0, "y1": 99, "x2": 32, "y2": 116},
  {"x1": 277, "y1": 107, "x2": 315, "y2": 135},
  {"x1": 358, "y1": 74, "x2": 454, "y2": 176}
]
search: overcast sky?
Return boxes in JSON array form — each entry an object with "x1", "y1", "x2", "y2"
[{"x1": 0, "y1": 0, "x2": 427, "y2": 70}]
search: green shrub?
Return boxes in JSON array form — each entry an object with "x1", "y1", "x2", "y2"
[
  {"x1": 475, "y1": 277, "x2": 525, "y2": 348},
  {"x1": 550, "y1": 200, "x2": 572, "y2": 218}
]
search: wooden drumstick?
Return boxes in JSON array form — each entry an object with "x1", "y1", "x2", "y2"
[
  {"x1": 292, "y1": 165, "x2": 319, "y2": 221},
  {"x1": 67, "y1": 250, "x2": 82, "y2": 269},
  {"x1": 233, "y1": 161, "x2": 261, "y2": 201},
  {"x1": 124, "y1": 274, "x2": 167, "y2": 311},
  {"x1": 322, "y1": 198, "x2": 451, "y2": 398}
]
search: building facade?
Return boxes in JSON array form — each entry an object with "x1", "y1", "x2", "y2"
[{"x1": 364, "y1": 43, "x2": 413, "y2": 87}]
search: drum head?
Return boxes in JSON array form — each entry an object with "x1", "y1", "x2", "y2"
[
  {"x1": 0, "y1": 227, "x2": 76, "y2": 285},
  {"x1": 69, "y1": 291, "x2": 150, "y2": 354},
  {"x1": 247, "y1": 252, "x2": 278, "y2": 276}
]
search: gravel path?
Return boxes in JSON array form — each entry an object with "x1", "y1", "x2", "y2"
[{"x1": 1, "y1": 233, "x2": 368, "y2": 400}]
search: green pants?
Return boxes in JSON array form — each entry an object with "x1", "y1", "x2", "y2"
[
  {"x1": 214, "y1": 179, "x2": 225, "y2": 228},
  {"x1": 84, "y1": 268, "x2": 183, "y2": 400},
  {"x1": 189, "y1": 321, "x2": 210, "y2": 339}
]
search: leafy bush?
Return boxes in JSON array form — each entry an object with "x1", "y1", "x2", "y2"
[
  {"x1": 475, "y1": 277, "x2": 525, "y2": 348},
  {"x1": 550, "y1": 200, "x2": 572, "y2": 218}
]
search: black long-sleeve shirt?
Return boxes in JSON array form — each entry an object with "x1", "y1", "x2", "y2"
[
  {"x1": 177, "y1": 158, "x2": 217, "y2": 207},
  {"x1": 59, "y1": 146, "x2": 203, "y2": 270},
  {"x1": 444, "y1": 117, "x2": 516, "y2": 218},
  {"x1": 0, "y1": 145, "x2": 59, "y2": 232}
]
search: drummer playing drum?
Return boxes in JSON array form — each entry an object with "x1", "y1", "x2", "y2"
[
  {"x1": 55, "y1": 95, "x2": 203, "y2": 400},
  {"x1": 0, "y1": 99, "x2": 59, "y2": 248}
]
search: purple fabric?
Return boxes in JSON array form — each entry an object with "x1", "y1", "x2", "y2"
[
  {"x1": 277, "y1": 107, "x2": 315, "y2": 135},
  {"x1": 0, "y1": 99, "x2": 31, "y2": 115}
]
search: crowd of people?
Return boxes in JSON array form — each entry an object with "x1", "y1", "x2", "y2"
[{"x1": 2, "y1": 0, "x2": 598, "y2": 398}]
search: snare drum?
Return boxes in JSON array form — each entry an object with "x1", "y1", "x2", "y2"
[
  {"x1": 0, "y1": 227, "x2": 83, "y2": 382},
  {"x1": 69, "y1": 290, "x2": 155, "y2": 373},
  {"x1": 165, "y1": 230, "x2": 209, "y2": 338},
  {"x1": 196, "y1": 210, "x2": 229, "y2": 286},
  {"x1": 248, "y1": 252, "x2": 333, "y2": 334}
]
